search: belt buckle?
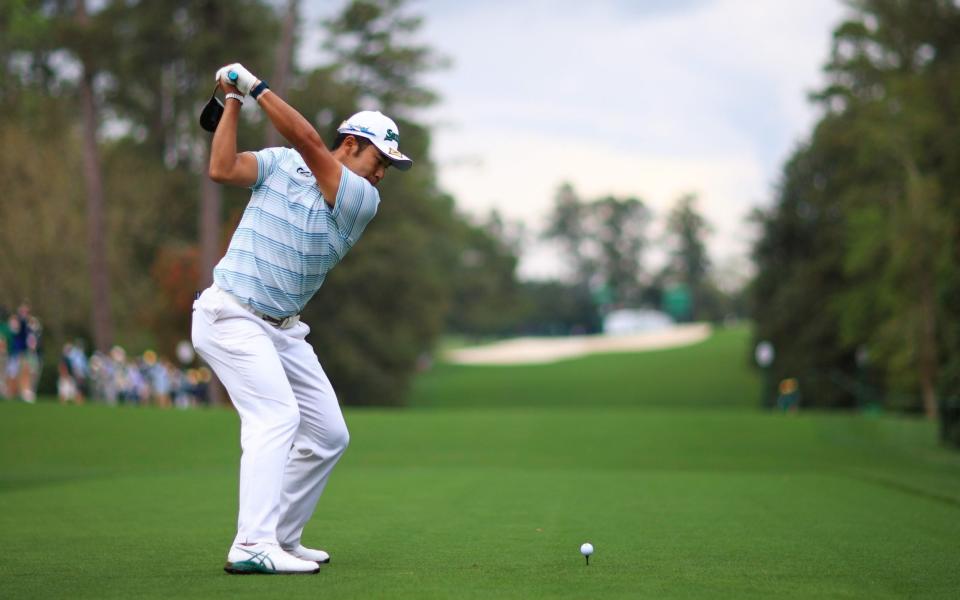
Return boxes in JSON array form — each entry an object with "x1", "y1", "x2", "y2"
[
  {"x1": 261, "y1": 312, "x2": 297, "y2": 328},
  {"x1": 261, "y1": 313, "x2": 283, "y2": 327}
]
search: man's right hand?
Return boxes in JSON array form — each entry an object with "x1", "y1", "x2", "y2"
[{"x1": 215, "y1": 63, "x2": 258, "y2": 95}]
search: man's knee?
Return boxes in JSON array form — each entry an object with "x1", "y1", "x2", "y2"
[{"x1": 299, "y1": 418, "x2": 349, "y2": 457}]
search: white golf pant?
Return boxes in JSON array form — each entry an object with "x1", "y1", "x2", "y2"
[{"x1": 192, "y1": 284, "x2": 349, "y2": 547}]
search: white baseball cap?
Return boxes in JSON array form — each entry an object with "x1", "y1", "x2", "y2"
[{"x1": 337, "y1": 110, "x2": 413, "y2": 171}]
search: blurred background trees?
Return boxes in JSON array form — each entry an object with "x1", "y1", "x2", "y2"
[
  {"x1": 750, "y1": 0, "x2": 960, "y2": 436},
  {"x1": 544, "y1": 183, "x2": 652, "y2": 309},
  {"x1": 0, "y1": 0, "x2": 518, "y2": 406},
  {"x1": 1, "y1": 0, "x2": 957, "y2": 443},
  {"x1": 0, "y1": 0, "x2": 737, "y2": 407}
]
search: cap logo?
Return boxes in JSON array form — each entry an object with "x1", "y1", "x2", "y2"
[
  {"x1": 343, "y1": 123, "x2": 376, "y2": 136},
  {"x1": 385, "y1": 128, "x2": 400, "y2": 143},
  {"x1": 387, "y1": 147, "x2": 402, "y2": 158}
]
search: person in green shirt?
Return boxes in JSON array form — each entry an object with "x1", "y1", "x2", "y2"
[{"x1": 0, "y1": 306, "x2": 11, "y2": 400}]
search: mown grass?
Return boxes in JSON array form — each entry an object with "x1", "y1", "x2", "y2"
[
  {"x1": 1, "y1": 326, "x2": 958, "y2": 599},
  {"x1": 411, "y1": 326, "x2": 758, "y2": 409}
]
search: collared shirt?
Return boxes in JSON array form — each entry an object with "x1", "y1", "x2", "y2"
[{"x1": 213, "y1": 147, "x2": 380, "y2": 318}]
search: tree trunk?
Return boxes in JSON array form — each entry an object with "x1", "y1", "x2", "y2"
[
  {"x1": 199, "y1": 147, "x2": 222, "y2": 289},
  {"x1": 161, "y1": 62, "x2": 177, "y2": 169},
  {"x1": 199, "y1": 145, "x2": 225, "y2": 406},
  {"x1": 265, "y1": 0, "x2": 299, "y2": 148},
  {"x1": 77, "y1": 0, "x2": 113, "y2": 353},
  {"x1": 904, "y1": 160, "x2": 940, "y2": 420},
  {"x1": 916, "y1": 254, "x2": 939, "y2": 420}
]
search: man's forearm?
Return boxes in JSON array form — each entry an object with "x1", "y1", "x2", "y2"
[
  {"x1": 253, "y1": 86, "x2": 341, "y2": 202},
  {"x1": 209, "y1": 98, "x2": 243, "y2": 181},
  {"x1": 256, "y1": 89, "x2": 326, "y2": 151}
]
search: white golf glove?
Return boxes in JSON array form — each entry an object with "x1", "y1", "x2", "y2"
[{"x1": 215, "y1": 63, "x2": 258, "y2": 95}]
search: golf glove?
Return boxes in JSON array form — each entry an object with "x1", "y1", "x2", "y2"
[{"x1": 215, "y1": 63, "x2": 258, "y2": 95}]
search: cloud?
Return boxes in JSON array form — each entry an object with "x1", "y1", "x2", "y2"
[
  {"x1": 300, "y1": 0, "x2": 847, "y2": 281},
  {"x1": 418, "y1": 0, "x2": 846, "y2": 279}
]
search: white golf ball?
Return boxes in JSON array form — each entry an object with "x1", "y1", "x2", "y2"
[{"x1": 580, "y1": 542, "x2": 594, "y2": 556}]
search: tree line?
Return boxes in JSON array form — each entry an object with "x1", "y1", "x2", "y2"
[
  {"x1": 750, "y1": 0, "x2": 960, "y2": 444},
  {"x1": 544, "y1": 184, "x2": 739, "y2": 326},
  {"x1": 1, "y1": 0, "x2": 738, "y2": 407},
  {"x1": 0, "y1": 0, "x2": 502, "y2": 405}
]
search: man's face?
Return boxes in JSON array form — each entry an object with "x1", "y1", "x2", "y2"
[{"x1": 342, "y1": 138, "x2": 391, "y2": 187}]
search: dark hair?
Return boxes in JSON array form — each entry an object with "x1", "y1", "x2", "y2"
[{"x1": 332, "y1": 133, "x2": 373, "y2": 152}]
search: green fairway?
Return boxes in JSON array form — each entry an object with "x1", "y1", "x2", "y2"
[
  {"x1": 2, "y1": 329, "x2": 960, "y2": 599},
  {"x1": 412, "y1": 326, "x2": 758, "y2": 409}
]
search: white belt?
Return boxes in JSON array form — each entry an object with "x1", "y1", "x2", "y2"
[{"x1": 212, "y1": 284, "x2": 301, "y2": 329}]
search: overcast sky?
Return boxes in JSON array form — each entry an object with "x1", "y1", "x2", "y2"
[{"x1": 304, "y1": 0, "x2": 849, "y2": 283}]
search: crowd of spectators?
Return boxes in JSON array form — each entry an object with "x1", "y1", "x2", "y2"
[
  {"x1": 1, "y1": 302, "x2": 212, "y2": 407},
  {"x1": 57, "y1": 344, "x2": 212, "y2": 408}
]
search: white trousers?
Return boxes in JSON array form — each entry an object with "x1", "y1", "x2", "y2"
[{"x1": 192, "y1": 284, "x2": 349, "y2": 547}]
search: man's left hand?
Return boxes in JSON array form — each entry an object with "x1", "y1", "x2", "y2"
[{"x1": 215, "y1": 63, "x2": 258, "y2": 95}]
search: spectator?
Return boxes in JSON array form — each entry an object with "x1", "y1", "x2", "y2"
[
  {"x1": 57, "y1": 343, "x2": 83, "y2": 405},
  {"x1": 145, "y1": 354, "x2": 174, "y2": 409},
  {"x1": 6, "y1": 302, "x2": 40, "y2": 403},
  {"x1": 0, "y1": 305, "x2": 9, "y2": 400},
  {"x1": 109, "y1": 346, "x2": 134, "y2": 405},
  {"x1": 777, "y1": 378, "x2": 801, "y2": 413},
  {"x1": 24, "y1": 314, "x2": 43, "y2": 403},
  {"x1": 67, "y1": 340, "x2": 90, "y2": 400},
  {"x1": 195, "y1": 366, "x2": 212, "y2": 405},
  {"x1": 173, "y1": 368, "x2": 196, "y2": 409},
  {"x1": 125, "y1": 358, "x2": 149, "y2": 406},
  {"x1": 5, "y1": 312, "x2": 21, "y2": 399},
  {"x1": 90, "y1": 351, "x2": 118, "y2": 406}
]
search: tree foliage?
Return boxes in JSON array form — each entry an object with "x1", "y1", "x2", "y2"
[
  {"x1": 661, "y1": 194, "x2": 730, "y2": 322},
  {"x1": 545, "y1": 183, "x2": 651, "y2": 307},
  {"x1": 323, "y1": 0, "x2": 446, "y2": 114},
  {"x1": 751, "y1": 0, "x2": 960, "y2": 429},
  {"x1": 285, "y1": 0, "x2": 461, "y2": 405},
  {"x1": 0, "y1": 0, "x2": 520, "y2": 406},
  {"x1": 444, "y1": 212, "x2": 524, "y2": 337},
  {"x1": 664, "y1": 195, "x2": 710, "y2": 286}
]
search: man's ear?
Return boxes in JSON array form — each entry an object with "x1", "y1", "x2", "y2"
[{"x1": 350, "y1": 136, "x2": 369, "y2": 157}]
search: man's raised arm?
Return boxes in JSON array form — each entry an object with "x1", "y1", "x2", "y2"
[
  {"x1": 207, "y1": 72, "x2": 258, "y2": 188},
  {"x1": 215, "y1": 63, "x2": 342, "y2": 204}
]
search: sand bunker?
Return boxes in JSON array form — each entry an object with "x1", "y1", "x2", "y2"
[{"x1": 445, "y1": 323, "x2": 711, "y2": 365}]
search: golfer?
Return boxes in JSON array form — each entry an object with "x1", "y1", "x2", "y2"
[{"x1": 192, "y1": 63, "x2": 412, "y2": 575}]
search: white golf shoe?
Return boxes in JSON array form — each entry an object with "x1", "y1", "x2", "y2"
[
  {"x1": 283, "y1": 544, "x2": 331, "y2": 564},
  {"x1": 224, "y1": 542, "x2": 320, "y2": 575}
]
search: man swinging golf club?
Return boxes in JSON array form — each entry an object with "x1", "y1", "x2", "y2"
[{"x1": 192, "y1": 62, "x2": 412, "y2": 575}]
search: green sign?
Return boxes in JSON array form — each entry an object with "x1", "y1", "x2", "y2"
[{"x1": 662, "y1": 284, "x2": 692, "y2": 321}]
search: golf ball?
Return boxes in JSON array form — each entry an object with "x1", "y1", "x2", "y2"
[{"x1": 580, "y1": 542, "x2": 594, "y2": 556}]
